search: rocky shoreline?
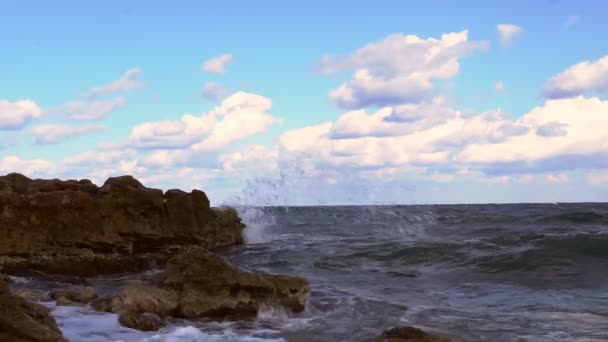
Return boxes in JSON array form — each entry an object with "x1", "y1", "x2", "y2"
[{"x1": 0, "y1": 173, "x2": 448, "y2": 342}]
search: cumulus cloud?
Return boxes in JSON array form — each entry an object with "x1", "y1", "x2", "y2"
[
  {"x1": 497, "y1": 24, "x2": 523, "y2": 47},
  {"x1": 220, "y1": 145, "x2": 278, "y2": 173},
  {"x1": 319, "y1": 31, "x2": 487, "y2": 109},
  {"x1": 457, "y1": 97, "x2": 608, "y2": 168},
  {"x1": 277, "y1": 95, "x2": 608, "y2": 179},
  {"x1": 201, "y1": 54, "x2": 233, "y2": 74},
  {"x1": 542, "y1": 55, "x2": 608, "y2": 99},
  {"x1": 536, "y1": 121, "x2": 568, "y2": 137},
  {"x1": 0, "y1": 100, "x2": 42, "y2": 130},
  {"x1": 31, "y1": 124, "x2": 106, "y2": 145},
  {"x1": 0, "y1": 156, "x2": 55, "y2": 177},
  {"x1": 49, "y1": 97, "x2": 126, "y2": 121},
  {"x1": 201, "y1": 82, "x2": 227, "y2": 101},
  {"x1": 82, "y1": 68, "x2": 143, "y2": 98},
  {"x1": 127, "y1": 91, "x2": 277, "y2": 151}
]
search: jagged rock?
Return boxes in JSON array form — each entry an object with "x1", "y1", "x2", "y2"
[
  {"x1": 50, "y1": 286, "x2": 97, "y2": 304},
  {"x1": 373, "y1": 326, "x2": 449, "y2": 342},
  {"x1": 118, "y1": 311, "x2": 165, "y2": 331},
  {"x1": 106, "y1": 281, "x2": 178, "y2": 317},
  {"x1": 165, "y1": 247, "x2": 309, "y2": 318},
  {"x1": 0, "y1": 173, "x2": 245, "y2": 277},
  {"x1": 13, "y1": 288, "x2": 50, "y2": 302},
  {"x1": 92, "y1": 281, "x2": 177, "y2": 330},
  {"x1": 0, "y1": 279, "x2": 65, "y2": 342}
]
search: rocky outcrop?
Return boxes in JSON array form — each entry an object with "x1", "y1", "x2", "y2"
[
  {"x1": 373, "y1": 326, "x2": 449, "y2": 342},
  {"x1": 0, "y1": 173, "x2": 311, "y2": 335},
  {"x1": 92, "y1": 248, "x2": 309, "y2": 330},
  {"x1": 0, "y1": 280, "x2": 65, "y2": 342},
  {"x1": 14, "y1": 288, "x2": 50, "y2": 302},
  {"x1": 0, "y1": 173, "x2": 245, "y2": 276},
  {"x1": 50, "y1": 286, "x2": 97, "y2": 306},
  {"x1": 165, "y1": 247, "x2": 309, "y2": 318}
]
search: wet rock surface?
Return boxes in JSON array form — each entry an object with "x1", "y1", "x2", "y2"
[
  {"x1": 373, "y1": 326, "x2": 450, "y2": 342},
  {"x1": 0, "y1": 279, "x2": 65, "y2": 342},
  {"x1": 0, "y1": 173, "x2": 244, "y2": 259}
]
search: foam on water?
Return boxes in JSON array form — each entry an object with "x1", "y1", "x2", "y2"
[{"x1": 47, "y1": 303, "x2": 285, "y2": 342}]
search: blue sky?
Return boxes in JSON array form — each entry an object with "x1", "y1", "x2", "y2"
[{"x1": 1, "y1": 0, "x2": 608, "y2": 204}]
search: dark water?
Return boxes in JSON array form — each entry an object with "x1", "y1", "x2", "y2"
[{"x1": 224, "y1": 203, "x2": 608, "y2": 341}]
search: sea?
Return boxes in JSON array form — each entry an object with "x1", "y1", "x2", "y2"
[{"x1": 16, "y1": 203, "x2": 608, "y2": 341}]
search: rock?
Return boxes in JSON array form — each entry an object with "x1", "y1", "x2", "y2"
[
  {"x1": 165, "y1": 247, "x2": 309, "y2": 318},
  {"x1": 13, "y1": 288, "x2": 50, "y2": 302},
  {"x1": 0, "y1": 279, "x2": 65, "y2": 341},
  {"x1": 373, "y1": 326, "x2": 449, "y2": 342},
  {"x1": 93, "y1": 281, "x2": 176, "y2": 330},
  {"x1": 55, "y1": 296, "x2": 85, "y2": 307},
  {"x1": 0, "y1": 173, "x2": 244, "y2": 254},
  {"x1": 0, "y1": 273, "x2": 12, "y2": 283},
  {"x1": 107, "y1": 281, "x2": 178, "y2": 317},
  {"x1": 4, "y1": 269, "x2": 92, "y2": 285},
  {"x1": 118, "y1": 312, "x2": 165, "y2": 331},
  {"x1": 50, "y1": 286, "x2": 97, "y2": 303},
  {"x1": 0, "y1": 173, "x2": 245, "y2": 277}
]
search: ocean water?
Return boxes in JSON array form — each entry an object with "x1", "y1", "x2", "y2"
[{"x1": 46, "y1": 203, "x2": 608, "y2": 341}]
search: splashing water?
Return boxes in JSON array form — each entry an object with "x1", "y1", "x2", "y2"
[{"x1": 236, "y1": 207, "x2": 277, "y2": 244}]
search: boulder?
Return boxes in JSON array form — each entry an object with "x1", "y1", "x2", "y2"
[
  {"x1": 13, "y1": 288, "x2": 50, "y2": 302},
  {"x1": 50, "y1": 286, "x2": 97, "y2": 304},
  {"x1": 373, "y1": 326, "x2": 449, "y2": 342},
  {"x1": 92, "y1": 281, "x2": 177, "y2": 330},
  {"x1": 165, "y1": 247, "x2": 309, "y2": 318},
  {"x1": 118, "y1": 312, "x2": 165, "y2": 331},
  {"x1": 105, "y1": 281, "x2": 178, "y2": 317},
  {"x1": 0, "y1": 279, "x2": 65, "y2": 342}
]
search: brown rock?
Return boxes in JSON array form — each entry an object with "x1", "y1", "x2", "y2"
[
  {"x1": 0, "y1": 279, "x2": 65, "y2": 342},
  {"x1": 0, "y1": 173, "x2": 243, "y2": 253},
  {"x1": 50, "y1": 286, "x2": 97, "y2": 303},
  {"x1": 108, "y1": 281, "x2": 178, "y2": 317},
  {"x1": 13, "y1": 288, "x2": 50, "y2": 302},
  {"x1": 55, "y1": 296, "x2": 85, "y2": 307},
  {"x1": 373, "y1": 326, "x2": 449, "y2": 342},
  {"x1": 0, "y1": 173, "x2": 245, "y2": 277},
  {"x1": 118, "y1": 312, "x2": 165, "y2": 331},
  {"x1": 165, "y1": 247, "x2": 309, "y2": 318}
]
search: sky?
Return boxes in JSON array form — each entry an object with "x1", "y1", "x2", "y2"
[{"x1": 1, "y1": 0, "x2": 608, "y2": 205}]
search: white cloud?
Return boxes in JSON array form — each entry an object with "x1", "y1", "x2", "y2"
[
  {"x1": 0, "y1": 156, "x2": 55, "y2": 176},
  {"x1": 497, "y1": 24, "x2": 523, "y2": 47},
  {"x1": 542, "y1": 55, "x2": 608, "y2": 99},
  {"x1": 0, "y1": 99, "x2": 42, "y2": 130},
  {"x1": 276, "y1": 95, "x2": 608, "y2": 181},
  {"x1": 495, "y1": 81, "x2": 505, "y2": 94},
  {"x1": 201, "y1": 82, "x2": 227, "y2": 101},
  {"x1": 31, "y1": 124, "x2": 106, "y2": 145},
  {"x1": 457, "y1": 96, "x2": 608, "y2": 164},
  {"x1": 50, "y1": 97, "x2": 126, "y2": 121},
  {"x1": 220, "y1": 145, "x2": 278, "y2": 173},
  {"x1": 201, "y1": 54, "x2": 233, "y2": 74},
  {"x1": 320, "y1": 31, "x2": 487, "y2": 109},
  {"x1": 127, "y1": 91, "x2": 277, "y2": 151},
  {"x1": 82, "y1": 68, "x2": 142, "y2": 98},
  {"x1": 64, "y1": 149, "x2": 136, "y2": 166}
]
